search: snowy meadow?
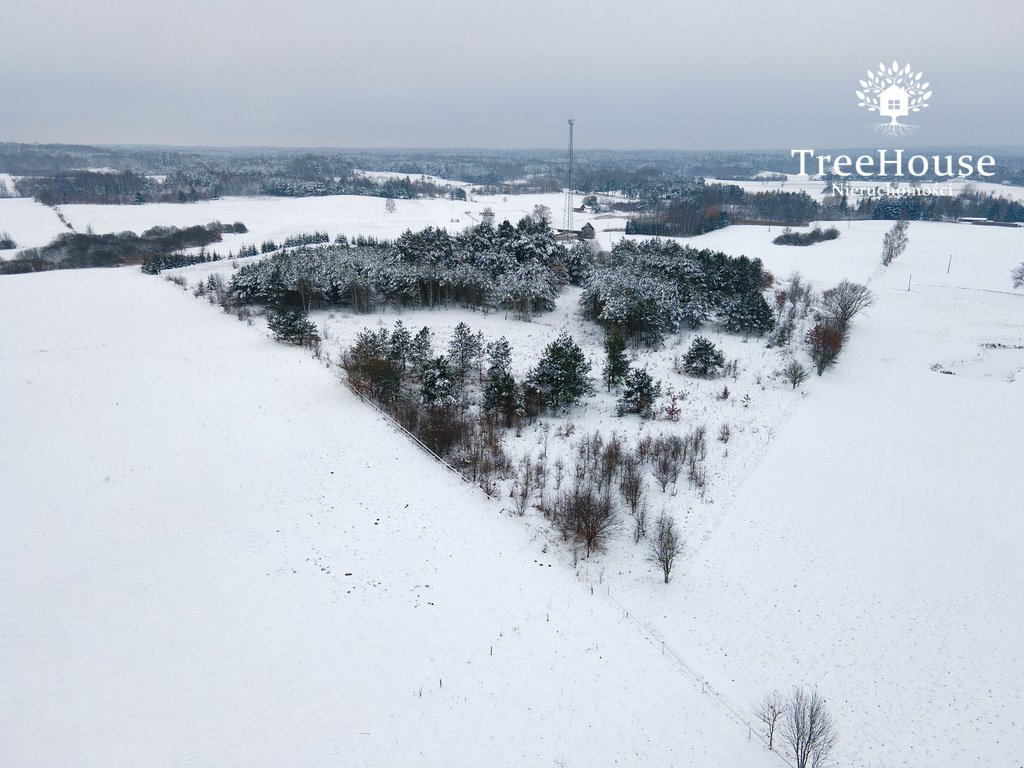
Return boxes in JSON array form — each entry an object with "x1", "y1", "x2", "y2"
[{"x1": 2, "y1": 189, "x2": 1022, "y2": 768}]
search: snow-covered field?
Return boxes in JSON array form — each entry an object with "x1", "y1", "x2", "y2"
[
  {"x1": 0, "y1": 197, "x2": 69, "y2": 255},
  {"x1": 2, "y1": 192, "x2": 1022, "y2": 767},
  {"x1": 354, "y1": 169, "x2": 472, "y2": 188}
]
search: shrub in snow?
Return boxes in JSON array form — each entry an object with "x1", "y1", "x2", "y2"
[
  {"x1": 806, "y1": 323, "x2": 843, "y2": 376},
  {"x1": 554, "y1": 480, "x2": 617, "y2": 557},
  {"x1": 781, "y1": 360, "x2": 810, "y2": 390},
  {"x1": 772, "y1": 226, "x2": 840, "y2": 246},
  {"x1": 1012, "y1": 261, "x2": 1024, "y2": 289}
]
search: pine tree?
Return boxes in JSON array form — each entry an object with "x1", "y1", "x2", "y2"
[
  {"x1": 409, "y1": 327, "x2": 434, "y2": 374},
  {"x1": 616, "y1": 368, "x2": 662, "y2": 418},
  {"x1": 420, "y1": 356, "x2": 457, "y2": 408},
  {"x1": 528, "y1": 332, "x2": 593, "y2": 410},
  {"x1": 603, "y1": 327, "x2": 630, "y2": 391},
  {"x1": 388, "y1": 320, "x2": 412, "y2": 371},
  {"x1": 482, "y1": 337, "x2": 522, "y2": 427},
  {"x1": 448, "y1": 321, "x2": 482, "y2": 391},
  {"x1": 682, "y1": 336, "x2": 725, "y2": 377},
  {"x1": 485, "y1": 336, "x2": 513, "y2": 372},
  {"x1": 725, "y1": 293, "x2": 775, "y2": 336},
  {"x1": 267, "y1": 308, "x2": 319, "y2": 347},
  {"x1": 483, "y1": 369, "x2": 523, "y2": 428}
]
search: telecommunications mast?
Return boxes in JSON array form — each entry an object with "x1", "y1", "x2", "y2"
[{"x1": 563, "y1": 118, "x2": 574, "y2": 231}]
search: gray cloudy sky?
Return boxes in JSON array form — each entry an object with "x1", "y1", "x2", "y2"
[{"x1": 3, "y1": 0, "x2": 1022, "y2": 150}]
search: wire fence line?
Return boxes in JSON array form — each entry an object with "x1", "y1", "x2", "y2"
[
  {"x1": 338, "y1": 369, "x2": 793, "y2": 767},
  {"x1": 577, "y1": 570, "x2": 796, "y2": 768},
  {"x1": 342, "y1": 378, "x2": 496, "y2": 499}
]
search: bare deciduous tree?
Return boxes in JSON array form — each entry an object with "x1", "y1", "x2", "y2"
[
  {"x1": 754, "y1": 689, "x2": 785, "y2": 751},
  {"x1": 818, "y1": 280, "x2": 873, "y2": 332},
  {"x1": 781, "y1": 360, "x2": 810, "y2": 390},
  {"x1": 649, "y1": 513, "x2": 683, "y2": 583},
  {"x1": 1012, "y1": 261, "x2": 1024, "y2": 289},
  {"x1": 781, "y1": 687, "x2": 838, "y2": 768},
  {"x1": 618, "y1": 454, "x2": 644, "y2": 516},
  {"x1": 881, "y1": 219, "x2": 909, "y2": 265},
  {"x1": 511, "y1": 456, "x2": 534, "y2": 516},
  {"x1": 632, "y1": 502, "x2": 648, "y2": 544},
  {"x1": 806, "y1": 323, "x2": 843, "y2": 376},
  {"x1": 555, "y1": 481, "x2": 617, "y2": 557}
]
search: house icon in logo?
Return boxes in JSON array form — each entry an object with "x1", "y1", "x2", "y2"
[
  {"x1": 878, "y1": 83, "x2": 910, "y2": 125},
  {"x1": 856, "y1": 61, "x2": 932, "y2": 136}
]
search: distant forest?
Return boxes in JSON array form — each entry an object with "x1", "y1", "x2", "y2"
[
  {"x1": 7, "y1": 142, "x2": 1022, "y2": 204},
  {"x1": 2, "y1": 143, "x2": 1023, "y2": 236},
  {"x1": 625, "y1": 178, "x2": 1024, "y2": 236}
]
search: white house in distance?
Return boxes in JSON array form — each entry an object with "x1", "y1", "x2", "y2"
[{"x1": 878, "y1": 84, "x2": 910, "y2": 124}]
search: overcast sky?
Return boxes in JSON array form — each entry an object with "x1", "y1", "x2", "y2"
[{"x1": 3, "y1": 0, "x2": 1021, "y2": 150}]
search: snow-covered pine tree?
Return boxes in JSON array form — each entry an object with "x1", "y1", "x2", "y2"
[
  {"x1": 682, "y1": 336, "x2": 725, "y2": 377},
  {"x1": 602, "y1": 327, "x2": 630, "y2": 391},
  {"x1": 482, "y1": 337, "x2": 522, "y2": 428},
  {"x1": 448, "y1": 321, "x2": 482, "y2": 391},
  {"x1": 267, "y1": 308, "x2": 319, "y2": 348},
  {"x1": 420, "y1": 356, "x2": 458, "y2": 408},
  {"x1": 389, "y1": 320, "x2": 412, "y2": 371},
  {"x1": 616, "y1": 368, "x2": 662, "y2": 418},
  {"x1": 528, "y1": 332, "x2": 592, "y2": 410},
  {"x1": 724, "y1": 292, "x2": 775, "y2": 336},
  {"x1": 408, "y1": 327, "x2": 434, "y2": 375}
]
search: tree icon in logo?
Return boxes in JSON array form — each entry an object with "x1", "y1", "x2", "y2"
[{"x1": 856, "y1": 61, "x2": 932, "y2": 136}]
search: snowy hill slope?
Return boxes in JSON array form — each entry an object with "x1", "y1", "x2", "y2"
[
  {"x1": 0, "y1": 268, "x2": 779, "y2": 768},
  {"x1": 0, "y1": 197, "x2": 69, "y2": 257},
  {"x1": 610, "y1": 220, "x2": 1024, "y2": 767},
  {"x1": 2, "y1": 193, "x2": 1021, "y2": 767}
]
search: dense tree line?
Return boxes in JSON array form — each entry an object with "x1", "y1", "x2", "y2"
[
  {"x1": 580, "y1": 239, "x2": 774, "y2": 346},
  {"x1": 13, "y1": 167, "x2": 463, "y2": 205},
  {"x1": 1, "y1": 222, "x2": 230, "y2": 273},
  {"x1": 6, "y1": 143, "x2": 1023, "y2": 214},
  {"x1": 869, "y1": 190, "x2": 1024, "y2": 222},
  {"x1": 625, "y1": 179, "x2": 1024, "y2": 235},
  {"x1": 229, "y1": 218, "x2": 572, "y2": 319},
  {"x1": 141, "y1": 251, "x2": 226, "y2": 274}
]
